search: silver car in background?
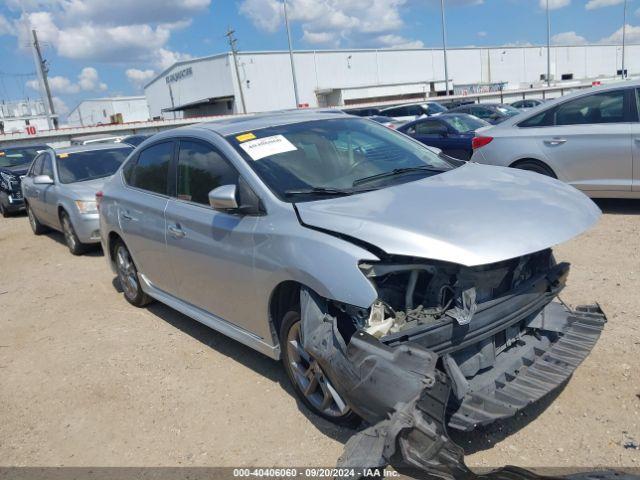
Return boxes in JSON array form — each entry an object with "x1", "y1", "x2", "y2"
[
  {"x1": 21, "y1": 144, "x2": 133, "y2": 254},
  {"x1": 471, "y1": 81, "x2": 640, "y2": 198},
  {"x1": 98, "y1": 111, "x2": 606, "y2": 468}
]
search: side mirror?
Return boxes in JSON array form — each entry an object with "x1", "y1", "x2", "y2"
[
  {"x1": 33, "y1": 175, "x2": 54, "y2": 185},
  {"x1": 208, "y1": 184, "x2": 239, "y2": 211}
]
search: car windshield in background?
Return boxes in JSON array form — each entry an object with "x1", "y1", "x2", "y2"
[
  {"x1": 497, "y1": 105, "x2": 521, "y2": 115},
  {"x1": 427, "y1": 103, "x2": 448, "y2": 114},
  {"x1": 442, "y1": 115, "x2": 490, "y2": 133},
  {"x1": 0, "y1": 147, "x2": 45, "y2": 167},
  {"x1": 56, "y1": 147, "x2": 132, "y2": 184},
  {"x1": 227, "y1": 118, "x2": 454, "y2": 202}
]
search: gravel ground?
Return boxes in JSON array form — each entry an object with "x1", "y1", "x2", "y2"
[{"x1": 0, "y1": 199, "x2": 638, "y2": 471}]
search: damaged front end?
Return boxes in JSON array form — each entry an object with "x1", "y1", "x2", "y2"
[{"x1": 298, "y1": 249, "x2": 607, "y2": 475}]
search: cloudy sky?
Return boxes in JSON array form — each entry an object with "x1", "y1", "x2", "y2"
[{"x1": 0, "y1": 0, "x2": 636, "y2": 116}]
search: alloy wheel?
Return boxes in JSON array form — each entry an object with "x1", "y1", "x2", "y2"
[
  {"x1": 116, "y1": 245, "x2": 139, "y2": 301},
  {"x1": 62, "y1": 215, "x2": 77, "y2": 251},
  {"x1": 286, "y1": 321, "x2": 350, "y2": 418},
  {"x1": 27, "y1": 207, "x2": 37, "y2": 231}
]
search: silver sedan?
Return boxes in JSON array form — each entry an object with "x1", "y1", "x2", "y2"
[
  {"x1": 21, "y1": 144, "x2": 133, "y2": 254},
  {"x1": 471, "y1": 80, "x2": 640, "y2": 198}
]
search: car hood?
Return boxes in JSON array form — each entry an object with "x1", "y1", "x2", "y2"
[
  {"x1": 64, "y1": 177, "x2": 109, "y2": 200},
  {"x1": 295, "y1": 163, "x2": 600, "y2": 267},
  {"x1": 0, "y1": 165, "x2": 29, "y2": 176}
]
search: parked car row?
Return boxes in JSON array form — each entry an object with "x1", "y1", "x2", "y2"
[{"x1": 2, "y1": 81, "x2": 635, "y2": 473}]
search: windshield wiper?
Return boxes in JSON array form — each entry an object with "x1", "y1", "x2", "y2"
[
  {"x1": 352, "y1": 166, "x2": 444, "y2": 187},
  {"x1": 284, "y1": 186, "x2": 357, "y2": 197}
]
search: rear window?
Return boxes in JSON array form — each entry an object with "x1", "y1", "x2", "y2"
[
  {"x1": 56, "y1": 147, "x2": 132, "y2": 184},
  {"x1": 0, "y1": 146, "x2": 46, "y2": 168},
  {"x1": 442, "y1": 114, "x2": 490, "y2": 133}
]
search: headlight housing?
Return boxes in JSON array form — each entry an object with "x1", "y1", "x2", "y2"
[{"x1": 75, "y1": 200, "x2": 98, "y2": 215}]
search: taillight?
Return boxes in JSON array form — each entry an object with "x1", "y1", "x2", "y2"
[
  {"x1": 95, "y1": 190, "x2": 103, "y2": 211},
  {"x1": 472, "y1": 136, "x2": 493, "y2": 149}
]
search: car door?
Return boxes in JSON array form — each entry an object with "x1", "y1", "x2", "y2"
[
  {"x1": 22, "y1": 153, "x2": 44, "y2": 216},
  {"x1": 633, "y1": 88, "x2": 640, "y2": 192},
  {"x1": 38, "y1": 152, "x2": 59, "y2": 226},
  {"x1": 164, "y1": 138, "x2": 263, "y2": 335},
  {"x1": 119, "y1": 141, "x2": 175, "y2": 293},
  {"x1": 531, "y1": 88, "x2": 633, "y2": 192},
  {"x1": 410, "y1": 119, "x2": 450, "y2": 151}
]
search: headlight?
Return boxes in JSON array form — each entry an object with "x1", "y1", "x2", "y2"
[{"x1": 75, "y1": 200, "x2": 98, "y2": 215}]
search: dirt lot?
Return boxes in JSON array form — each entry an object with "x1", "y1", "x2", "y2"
[{"x1": 0, "y1": 200, "x2": 639, "y2": 470}]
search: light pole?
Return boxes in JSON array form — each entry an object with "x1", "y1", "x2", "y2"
[
  {"x1": 440, "y1": 0, "x2": 450, "y2": 96},
  {"x1": 621, "y1": 0, "x2": 627, "y2": 79},
  {"x1": 283, "y1": 0, "x2": 300, "y2": 108},
  {"x1": 546, "y1": 0, "x2": 551, "y2": 87}
]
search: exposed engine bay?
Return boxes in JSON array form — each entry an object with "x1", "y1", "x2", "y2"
[{"x1": 299, "y1": 248, "x2": 610, "y2": 477}]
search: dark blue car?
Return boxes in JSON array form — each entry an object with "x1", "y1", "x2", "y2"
[{"x1": 397, "y1": 113, "x2": 490, "y2": 160}]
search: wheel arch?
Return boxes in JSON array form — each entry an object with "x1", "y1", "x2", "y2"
[
  {"x1": 268, "y1": 281, "x2": 303, "y2": 347},
  {"x1": 509, "y1": 157, "x2": 557, "y2": 178}
]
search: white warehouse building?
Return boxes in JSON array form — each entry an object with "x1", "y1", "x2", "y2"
[
  {"x1": 144, "y1": 43, "x2": 640, "y2": 118},
  {"x1": 67, "y1": 96, "x2": 150, "y2": 127}
]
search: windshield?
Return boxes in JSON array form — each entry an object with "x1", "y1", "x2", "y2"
[
  {"x1": 227, "y1": 118, "x2": 454, "y2": 202},
  {"x1": 497, "y1": 105, "x2": 521, "y2": 115},
  {"x1": 0, "y1": 147, "x2": 45, "y2": 168},
  {"x1": 56, "y1": 147, "x2": 132, "y2": 184},
  {"x1": 425, "y1": 102, "x2": 448, "y2": 114},
  {"x1": 442, "y1": 114, "x2": 490, "y2": 133}
]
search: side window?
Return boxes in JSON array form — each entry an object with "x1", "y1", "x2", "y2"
[
  {"x1": 555, "y1": 90, "x2": 626, "y2": 126},
  {"x1": 29, "y1": 154, "x2": 44, "y2": 176},
  {"x1": 415, "y1": 121, "x2": 445, "y2": 135},
  {"x1": 177, "y1": 140, "x2": 239, "y2": 206},
  {"x1": 407, "y1": 106, "x2": 423, "y2": 116},
  {"x1": 122, "y1": 157, "x2": 135, "y2": 184},
  {"x1": 41, "y1": 154, "x2": 54, "y2": 178},
  {"x1": 472, "y1": 107, "x2": 493, "y2": 119},
  {"x1": 635, "y1": 89, "x2": 640, "y2": 121},
  {"x1": 130, "y1": 142, "x2": 173, "y2": 195},
  {"x1": 519, "y1": 110, "x2": 554, "y2": 128}
]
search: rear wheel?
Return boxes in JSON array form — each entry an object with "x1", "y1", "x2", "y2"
[
  {"x1": 280, "y1": 310, "x2": 359, "y2": 427},
  {"x1": 60, "y1": 211, "x2": 87, "y2": 255},
  {"x1": 512, "y1": 160, "x2": 556, "y2": 178},
  {"x1": 26, "y1": 203, "x2": 47, "y2": 235},
  {"x1": 114, "y1": 240, "x2": 152, "y2": 307},
  {"x1": 0, "y1": 201, "x2": 10, "y2": 218}
]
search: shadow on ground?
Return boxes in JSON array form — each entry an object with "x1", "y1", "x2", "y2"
[{"x1": 594, "y1": 199, "x2": 640, "y2": 215}]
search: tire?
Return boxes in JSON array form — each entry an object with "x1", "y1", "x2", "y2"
[
  {"x1": 113, "y1": 240, "x2": 152, "y2": 307},
  {"x1": 60, "y1": 211, "x2": 87, "y2": 255},
  {"x1": 26, "y1": 203, "x2": 47, "y2": 235},
  {"x1": 0, "y1": 201, "x2": 10, "y2": 218},
  {"x1": 512, "y1": 160, "x2": 556, "y2": 178},
  {"x1": 280, "y1": 310, "x2": 360, "y2": 427}
]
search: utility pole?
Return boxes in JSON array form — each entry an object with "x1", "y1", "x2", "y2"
[
  {"x1": 621, "y1": 0, "x2": 627, "y2": 79},
  {"x1": 31, "y1": 29, "x2": 56, "y2": 129},
  {"x1": 546, "y1": 0, "x2": 551, "y2": 87},
  {"x1": 283, "y1": 0, "x2": 300, "y2": 108},
  {"x1": 439, "y1": 0, "x2": 450, "y2": 96},
  {"x1": 225, "y1": 27, "x2": 247, "y2": 114}
]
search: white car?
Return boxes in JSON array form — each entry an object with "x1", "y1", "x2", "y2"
[
  {"x1": 470, "y1": 80, "x2": 640, "y2": 198},
  {"x1": 379, "y1": 101, "x2": 448, "y2": 122}
]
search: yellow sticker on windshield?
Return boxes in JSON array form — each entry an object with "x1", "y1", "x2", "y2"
[
  {"x1": 0, "y1": 152, "x2": 4, "y2": 156},
  {"x1": 236, "y1": 132, "x2": 256, "y2": 142},
  {"x1": 58, "y1": 153, "x2": 69, "y2": 158}
]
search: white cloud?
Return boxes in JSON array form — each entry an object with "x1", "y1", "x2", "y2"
[
  {"x1": 126, "y1": 68, "x2": 156, "y2": 88},
  {"x1": 52, "y1": 96, "x2": 69, "y2": 115},
  {"x1": 552, "y1": 31, "x2": 588, "y2": 45},
  {"x1": 239, "y1": 0, "x2": 423, "y2": 48},
  {"x1": 586, "y1": 0, "x2": 623, "y2": 9},
  {"x1": 376, "y1": 34, "x2": 424, "y2": 49},
  {"x1": 477, "y1": 31, "x2": 487, "y2": 37},
  {"x1": 10, "y1": 0, "x2": 207, "y2": 68},
  {"x1": 155, "y1": 48, "x2": 192, "y2": 70},
  {"x1": 26, "y1": 67, "x2": 108, "y2": 94},
  {"x1": 0, "y1": 14, "x2": 13, "y2": 36},
  {"x1": 539, "y1": 0, "x2": 571, "y2": 10},
  {"x1": 599, "y1": 24, "x2": 640, "y2": 43}
]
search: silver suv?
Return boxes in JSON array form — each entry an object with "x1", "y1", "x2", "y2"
[{"x1": 98, "y1": 111, "x2": 606, "y2": 445}]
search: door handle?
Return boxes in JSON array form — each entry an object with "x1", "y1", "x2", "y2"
[
  {"x1": 120, "y1": 212, "x2": 134, "y2": 221},
  {"x1": 544, "y1": 138, "x2": 567, "y2": 146},
  {"x1": 168, "y1": 224, "x2": 186, "y2": 238}
]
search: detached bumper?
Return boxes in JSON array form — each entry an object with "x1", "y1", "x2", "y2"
[{"x1": 448, "y1": 303, "x2": 606, "y2": 431}]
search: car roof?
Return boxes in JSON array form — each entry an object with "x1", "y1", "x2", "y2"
[
  {"x1": 152, "y1": 109, "x2": 350, "y2": 138},
  {"x1": 53, "y1": 143, "x2": 134, "y2": 155},
  {"x1": 380, "y1": 101, "x2": 440, "y2": 111}
]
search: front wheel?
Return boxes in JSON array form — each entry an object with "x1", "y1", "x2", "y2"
[
  {"x1": 280, "y1": 310, "x2": 359, "y2": 427},
  {"x1": 114, "y1": 241, "x2": 152, "y2": 307}
]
